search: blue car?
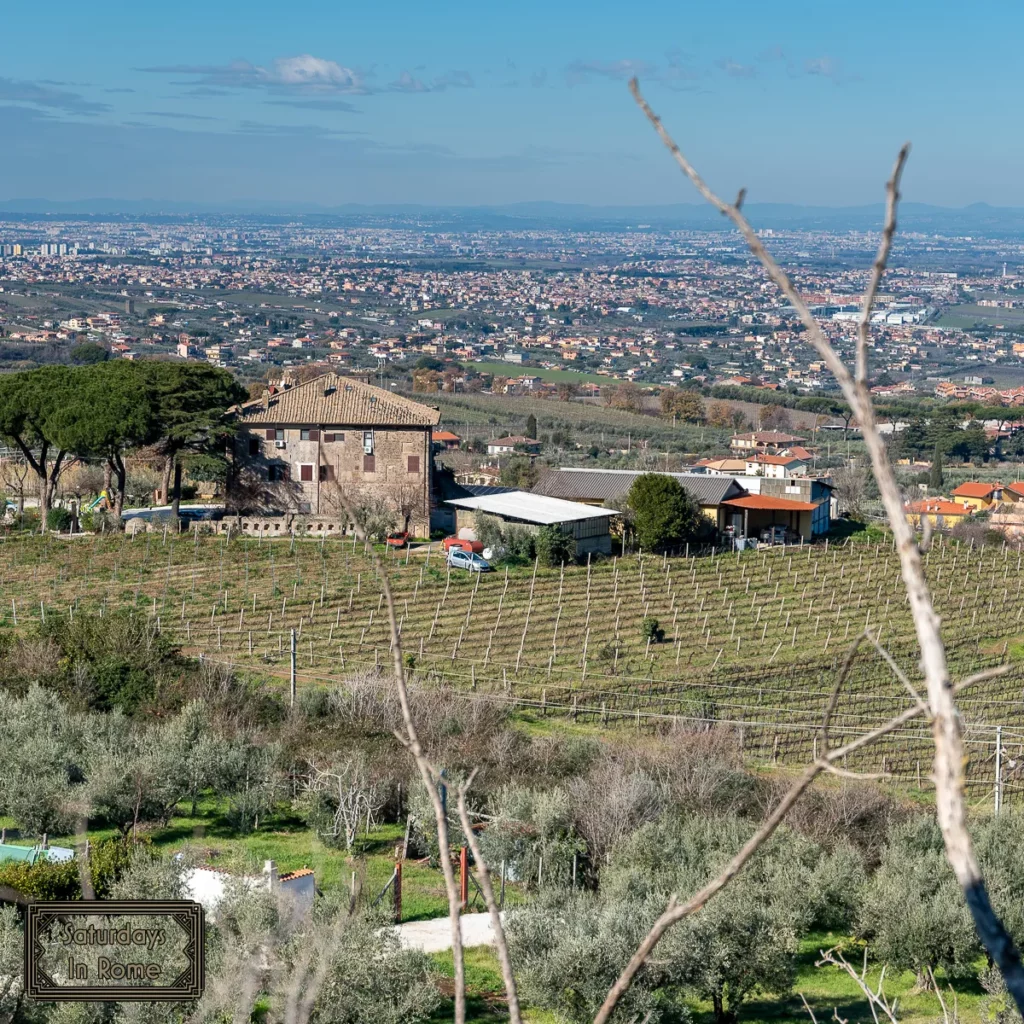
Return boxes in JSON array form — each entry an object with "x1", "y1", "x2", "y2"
[{"x1": 447, "y1": 549, "x2": 492, "y2": 573}]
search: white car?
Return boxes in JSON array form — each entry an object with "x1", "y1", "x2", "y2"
[{"x1": 447, "y1": 549, "x2": 492, "y2": 572}]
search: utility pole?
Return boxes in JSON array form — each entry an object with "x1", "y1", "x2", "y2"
[
  {"x1": 290, "y1": 627, "x2": 297, "y2": 707},
  {"x1": 995, "y1": 725, "x2": 1003, "y2": 815}
]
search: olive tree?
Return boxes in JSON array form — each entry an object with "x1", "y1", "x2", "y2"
[{"x1": 859, "y1": 816, "x2": 979, "y2": 985}]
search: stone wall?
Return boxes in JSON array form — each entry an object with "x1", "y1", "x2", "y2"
[{"x1": 233, "y1": 424, "x2": 432, "y2": 536}]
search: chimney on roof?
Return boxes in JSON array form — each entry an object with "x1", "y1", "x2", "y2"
[
  {"x1": 264, "y1": 859, "x2": 279, "y2": 890},
  {"x1": 262, "y1": 390, "x2": 270, "y2": 411}
]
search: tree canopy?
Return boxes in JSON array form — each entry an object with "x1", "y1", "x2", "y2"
[
  {"x1": 626, "y1": 473, "x2": 704, "y2": 552},
  {"x1": 0, "y1": 361, "x2": 244, "y2": 525}
]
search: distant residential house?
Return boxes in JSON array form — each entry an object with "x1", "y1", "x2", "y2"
[
  {"x1": 1001, "y1": 481, "x2": 1024, "y2": 505},
  {"x1": 231, "y1": 373, "x2": 440, "y2": 535},
  {"x1": 743, "y1": 454, "x2": 809, "y2": 479},
  {"x1": 904, "y1": 499, "x2": 974, "y2": 529},
  {"x1": 950, "y1": 481, "x2": 1002, "y2": 512},
  {"x1": 730, "y1": 431, "x2": 806, "y2": 454},
  {"x1": 455, "y1": 464, "x2": 502, "y2": 487},
  {"x1": 692, "y1": 458, "x2": 749, "y2": 475},
  {"x1": 432, "y1": 430, "x2": 462, "y2": 451},
  {"x1": 487, "y1": 436, "x2": 541, "y2": 456}
]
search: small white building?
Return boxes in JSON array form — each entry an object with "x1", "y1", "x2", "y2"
[
  {"x1": 184, "y1": 860, "x2": 315, "y2": 922},
  {"x1": 445, "y1": 490, "x2": 617, "y2": 557}
]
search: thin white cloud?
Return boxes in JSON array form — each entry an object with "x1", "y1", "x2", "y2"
[
  {"x1": 716, "y1": 58, "x2": 756, "y2": 79},
  {"x1": 138, "y1": 54, "x2": 366, "y2": 94},
  {"x1": 388, "y1": 69, "x2": 473, "y2": 93},
  {"x1": 0, "y1": 77, "x2": 109, "y2": 115}
]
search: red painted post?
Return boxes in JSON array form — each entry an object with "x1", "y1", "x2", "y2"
[
  {"x1": 394, "y1": 860, "x2": 402, "y2": 923},
  {"x1": 459, "y1": 846, "x2": 469, "y2": 908}
]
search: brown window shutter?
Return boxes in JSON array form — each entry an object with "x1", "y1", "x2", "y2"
[
  {"x1": 363, "y1": 454, "x2": 376, "y2": 473},
  {"x1": 407, "y1": 455, "x2": 420, "y2": 474},
  {"x1": 265, "y1": 428, "x2": 275, "y2": 440},
  {"x1": 309, "y1": 429, "x2": 320, "y2": 441},
  {"x1": 324, "y1": 433, "x2": 335, "y2": 443},
  {"x1": 300, "y1": 464, "x2": 313, "y2": 482}
]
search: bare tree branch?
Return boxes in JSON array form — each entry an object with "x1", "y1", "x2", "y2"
[
  {"x1": 815, "y1": 947, "x2": 899, "y2": 1024},
  {"x1": 864, "y1": 629, "x2": 928, "y2": 716},
  {"x1": 856, "y1": 151, "x2": 909, "y2": 387},
  {"x1": 624, "y1": 74, "x2": 1024, "y2": 1019},
  {"x1": 333, "y1": 495, "x2": 468, "y2": 1024},
  {"x1": 456, "y1": 769, "x2": 523, "y2": 1024},
  {"x1": 593, "y1": 665, "x2": 977, "y2": 1024}
]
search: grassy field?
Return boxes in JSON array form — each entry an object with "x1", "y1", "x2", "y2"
[
  {"x1": 429, "y1": 935, "x2": 988, "y2": 1024},
  {"x1": 0, "y1": 530, "x2": 1021, "y2": 799},
  {"x1": 420, "y1": 389, "x2": 733, "y2": 454},
  {"x1": 935, "y1": 303, "x2": 1024, "y2": 330}
]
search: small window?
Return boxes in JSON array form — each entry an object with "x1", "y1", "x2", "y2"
[
  {"x1": 407, "y1": 455, "x2": 420, "y2": 474},
  {"x1": 268, "y1": 464, "x2": 288, "y2": 482},
  {"x1": 265, "y1": 428, "x2": 276, "y2": 440},
  {"x1": 324, "y1": 433, "x2": 335, "y2": 443},
  {"x1": 248, "y1": 437, "x2": 260, "y2": 456},
  {"x1": 363, "y1": 430, "x2": 374, "y2": 454},
  {"x1": 300, "y1": 429, "x2": 311, "y2": 441},
  {"x1": 319, "y1": 465, "x2": 333, "y2": 482},
  {"x1": 309, "y1": 429, "x2": 320, "y2": 442},
  {"x1": 363, "y1": 454, "x2": 376, "y2": 473},
  {"x1": 299, "y1": 464, "x2": 314, "y2": 482}
]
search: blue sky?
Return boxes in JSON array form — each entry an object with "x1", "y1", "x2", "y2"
[{"x1": 0, "y1": 0, "x2": 1019, "y2": 208}]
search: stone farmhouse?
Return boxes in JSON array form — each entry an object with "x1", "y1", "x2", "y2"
[{"x1": 231, "y1": 373, "x2": 440, "y2": 536}]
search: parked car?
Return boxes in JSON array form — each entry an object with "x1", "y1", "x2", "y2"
[
  {"x1": 386, "y1": 531, "x2": 410, "y2": 548},
  {"x1": 447, "y1": 549, "x2": 492, "y2": 573},
  {"x1": 442, "y1": 536, "x2": 483, "y2": 554}
]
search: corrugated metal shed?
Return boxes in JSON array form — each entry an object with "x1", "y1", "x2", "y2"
[
  {"x1": 445, "y1": 490, "x2": 618, "y2": 525},
  {"x1": 533, "y1": 468, "x2": 746, "y2": 506}
]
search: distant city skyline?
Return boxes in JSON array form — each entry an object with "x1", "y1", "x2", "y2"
[{"x1": 1, "y1": 0, "x2": 1019, "y2": 209}]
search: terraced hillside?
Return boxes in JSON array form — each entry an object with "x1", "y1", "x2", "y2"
[{"x1": 2, "y1": 529, "x2": 1022, "y2": 799}]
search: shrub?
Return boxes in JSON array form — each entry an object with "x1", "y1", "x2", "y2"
[
  {"x1": 640, "y1": 616, "x2": 664, "y2": 642},
  {"x1": 859, "y1": 815, "x2": 979, "y2": 983},
  {"x1": 536, "y1": 524, "x2": 574, "y2": 567},
  {"x1": 46, "y1": 507, "x2": 73, "y2": 533},
  {"x1": 0, "y1": 858, "x2": 80, "y2": 900}
]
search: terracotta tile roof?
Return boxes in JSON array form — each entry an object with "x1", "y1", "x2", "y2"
[
  {"x1": 236, "y1": 373, "x2": 440, "y2": 428},
  {"x1": 746, "y1": 454, "x2": 805, "y2": 465},
  {"x1": 723, "y1": 494, "x2": 817, "y2": 511},
  {"x1": 904, "y1": 500, "x2": 973, "y2": 516},
  {"x1": 279, "y1": 868, "x2": 315, "y2": 881},
  {"x1": 951, "y1": 482, "x2": 1000, "y2": 498},
  {"x1": 1004, "y1": 481, "x2": 1024, "y2": 498}
]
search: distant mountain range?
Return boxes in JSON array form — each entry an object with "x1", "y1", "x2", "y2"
[{"x1": 3, "y1": 198, "x2": 1024, "y2": 235}]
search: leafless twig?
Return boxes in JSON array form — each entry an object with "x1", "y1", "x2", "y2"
[
  {"x1": 623, "y1": 75, "x2": 1024, "y2": 1018},
  {"x1": 334, "y1": 496, "x2": 469, "y2": 1024},
  {"x1": 456, "y1": 769, "x2": 523, "y2": 1024},
  {"x1": 816, "y1": 947, "x2": 899, "y2": 1024},
  {"x1": 592, "y1": 663, "x2": 983, "y2": 1023}
]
